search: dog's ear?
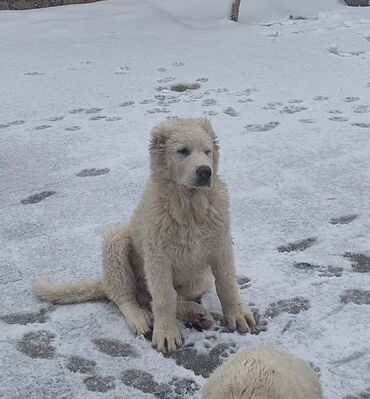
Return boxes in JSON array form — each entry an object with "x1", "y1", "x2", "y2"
[{"x1": 200, "y1": 118, "x2": 220, "y2": 165}]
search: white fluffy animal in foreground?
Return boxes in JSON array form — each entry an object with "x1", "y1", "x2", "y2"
[
  {"x1": 34, "y1": 118, "x2": 256, "y2": 353},
  {"x1": 202, "y1": 346, "x2": 323, "y2": 399}
]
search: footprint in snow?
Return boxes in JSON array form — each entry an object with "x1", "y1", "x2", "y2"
[
  {"x1": 24, "y1": 72, "x2": 44, "y2": 76},
  {"x1": 76, "y1": 168, "x2": 110, "y2": 177},
  {"x1": 329, "y1": 214, "x2": 358, "y2": 225},
  {"x1": 66, "y1": 356, "x2": 97, "y2": 374},
  {"x1": 119, "y1": 101, "x2": 134, "y2": 107},
  {"x1": 84, "y1": 376, "x2": 115, "y2": 393},
  {"x1": 157, "y1": 77, "x2": 176, "y2": 84},
  {"x1": 329, "y1": 116, "x2": 349, "y2": 122},
  {"x1": 298, "y1": 119, "x2": 316, "y2": 124},
  {"x1": 341, "y1": 289, "x2": 370, "y2": 305},
  {"x1": 202, "y1": 98, "x2": 217, "y2": 106},
  {"x1": 245, "y1": 122, "x2": 279, "y2": 132},
  {"x1": 223, "y1": 107, "x2": 239, "y2": 117},
  {"x1": 21, "y1": 191, "x2": 56, "y2": 205},
  {"x1": 92, "y1": 338, "x2": 138, "y2": 358},
  {"x1": 48, "y1": 116, "x2": 64, "y2": 122},
  {"x1": 90, "y1": 115, "x2": 106, "y2": 121},
  {"x1": 85, "y1": 107, "x2": 103, "y2": 114},
  {"x1": 278, "y1": 237, "x2": 317, "y2": 252},
  {"x1": 65, "y1": 126, "x2": 82, "y2": 131},
  {"x1": 16, "y1": 331, "x2": 56, "y2": 359},
  {"x1": 34, "y1": 124, "x2": 51, "y2": 130},
  {"x1": 343, "y1": 252, "x2": 370, "y2": 273},
  {"x1": 353, "y1": 104, "x2": 370, "y2": 113},
  {"x1": 344, "y1": 96, "x2": 360, "y2": 103},
  {"x1": 313, "y1": 96, "x2": 329, "y2": 101},
  {"x1": 328, "y1": 47, "x2": 364, "y2": 57},
  {"x1": 8, "y1": 120, "x2": 26, "y2": 125},
  {"x1": 351, "y1": 122, "x2": 370, "y2": 128},
  {"x1": 69, "y1": 108, "x2": 85, "y2": 114},
  {"x1": 280, "y1": 105, "x2": 308, "y2": 114}
]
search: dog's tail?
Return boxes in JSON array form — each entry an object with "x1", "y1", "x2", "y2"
[{"x1": 33, "y1": 275, "x2": 106, "y2": 304}]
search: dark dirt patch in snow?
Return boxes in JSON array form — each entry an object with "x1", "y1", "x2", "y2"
[
  {"x1": 172, "y1": 342, "x2": 234, "y2": 377},
  {"x1": 329, "y1": 215, "x2": 358, "y2": 225},
  {"x1": 344, "y1": 253, "x2": 370, "y2": 273},
  {"x1": 1, "y1": 307, "x2": 51, "y2": 325},
  {"x1": 76, "y1": 168, "x2": 110, "y2": 177},
  {"x1": 293, "y1": 263, "x2": 343, "y2": 277},
  {"x1": 265, "y1": 297, "x2": 310, "y2": 318},
  {"x1": 17, "y1": 330, "x2": 56, "y2": 359},
  {"x1": 236, "y1": 275, "x2": 251, "y2": 290},
  {"x1": 121, "y1": 369, "x2": 171, "y2": 397},
  {"x1": 345, "y1": 390, "x2": 370, "y2": 399},
  {"x1": 84, "y1": 375, "x2": 115, "y2": 393},
  {"x1": 341, "y1": 289, "x2": 370, "y2": 305},
  {"x1": 92, "y1": 338, "x2": 137, "y2": 358},
  {"x1": 278, "y1": 237, "x2": 317, "y2": 253},
  {"x1": 294, "y1": 262, "x2": 320, "y2": 271},
  {"x1": 318, "y1": 266, "x2": 343, "y2": 278},
  {"x1": 66, "y1": 356, "x2": 97, "y2": 374},
  {"x1": 21, "y1": 191, "x2": 56, "y2": 205}
]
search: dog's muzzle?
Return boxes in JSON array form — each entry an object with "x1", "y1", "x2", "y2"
[{"x1": 196, "y1": 165, "x2": 212, "y2": 187}]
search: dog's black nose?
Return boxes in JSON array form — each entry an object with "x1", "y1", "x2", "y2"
[{"x1": 196, "y1": 165, "x2": 212, "y2": 180}]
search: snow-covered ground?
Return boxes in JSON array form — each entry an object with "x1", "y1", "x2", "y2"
[{"x1": 1, "y1": 1, "x2": 370, "y2": 398}]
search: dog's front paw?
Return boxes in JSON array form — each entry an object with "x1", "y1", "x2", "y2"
[
  {"x1": 225, "y1": 302, "x2": 256, "y2": 333},
  {"x1": 152, "y1": 323, "x2": 182, "y2": 353}
]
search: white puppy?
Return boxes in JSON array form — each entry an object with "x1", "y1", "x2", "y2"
[
  {"x1": 34, "y1": 117, "x2": 256, "y2": 352},
  {"x1": 202, "y1": 346, "x2": 323, "y2": 399}
]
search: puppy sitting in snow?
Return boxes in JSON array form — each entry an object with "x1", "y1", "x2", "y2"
[
  {"x1": 34, "y1": 117, "x2": 255, "y2": 352},
  {"x1": 202, "y1": 346, "x2": 323, "y2": 399}
]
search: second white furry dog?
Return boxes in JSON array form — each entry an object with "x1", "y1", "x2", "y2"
[
  {"x1": 34, "y1": 118, "x2": 256, "y2": 353},
  {"x1": 202, "y1": 346, "x2": 323, "y2": 399}
]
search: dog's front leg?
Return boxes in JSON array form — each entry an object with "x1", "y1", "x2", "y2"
[
  {"x1": 210, "y1": 236, "x2": 256, "y2": 333},
  {"x1": 144, "y1": 252, "x2": 182, "y2": 353}
]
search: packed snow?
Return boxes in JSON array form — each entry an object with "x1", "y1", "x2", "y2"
[{"x1": 1, "y1": 0, "x2": 370, "y2": 398}]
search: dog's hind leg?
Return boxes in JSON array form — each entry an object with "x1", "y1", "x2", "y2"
[{"x1": 102, "y1": 224, "x2": 151, "y2": 335}]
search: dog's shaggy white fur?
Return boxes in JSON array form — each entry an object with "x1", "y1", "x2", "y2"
[
  {"x1": 202, "y1": 346, "x2": 323, "y2": 399},
  {"x1": 34, "y1": 117, "x2": 255, "y2": 352}
]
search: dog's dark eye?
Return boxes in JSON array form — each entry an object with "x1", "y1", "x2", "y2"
[
  {"x1": 205, "y1": 150, "x2": 211, "y2": 156},
  {"x1": 177, "y1": 147, "x2": 190, "y2": 156}
]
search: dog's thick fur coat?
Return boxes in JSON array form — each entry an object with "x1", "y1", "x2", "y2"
[
  {"x1": 34, "y1": 118, "x2": 255, "y2": 352},
  {"x1": 202, "y1": 346, "x2": 323, "y2": 399}
]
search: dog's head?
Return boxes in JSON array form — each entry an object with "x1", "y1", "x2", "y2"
[{"x1": 149, "y1": 118, "x2": 219, "y2": 189}]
